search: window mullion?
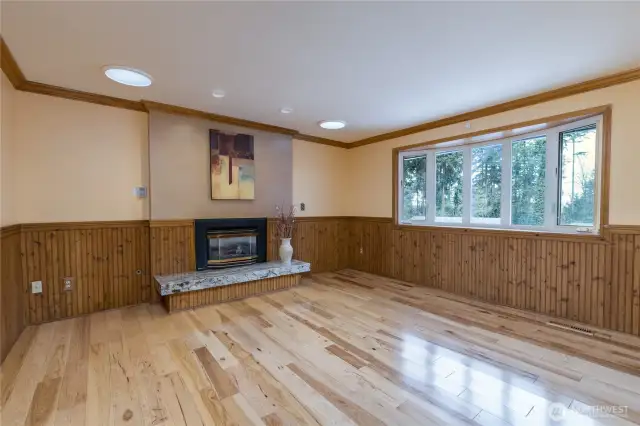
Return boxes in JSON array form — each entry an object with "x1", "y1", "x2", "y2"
[
  {"x1": 545, "y1": 130, "x2": 559, "y2": 229},
  {"x1": 398, "y1": 152, "x2": 405, "y2": 223},
  {"x1": 462, "y1": 147, "x2": 471, "y2": 225},
  {"x1": 426, "y1": 152, "x2": 436, "y2": 224},
  {"x1": 594, "y1": 119, "x2": 603, "y2": 230},
  {"x1": 501, "y1": 140, "x2": 512, "y2": 227}
]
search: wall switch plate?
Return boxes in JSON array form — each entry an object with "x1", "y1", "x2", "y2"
[
  {"x1": 133, "y1": 186, "x2": 148, "y2": 198},
  {"x1": 32, "y1": 281, "x2": 43, "y2": 294},
  {"x1": 63, "y1": 277, "x2": 73, "y2": 291}
]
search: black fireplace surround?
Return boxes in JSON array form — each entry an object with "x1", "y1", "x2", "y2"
[{"x1": 194, "y1": 218, "x2": 267, "y2": 271}]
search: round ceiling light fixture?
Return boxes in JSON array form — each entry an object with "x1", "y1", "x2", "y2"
[
  {"x1": 212, "y1": 90, "x2": 226, "y2": 98},
  {"x1": 318, "y1": 120, "x2": 346, "y2": 130},
  {"x1": 103, "y1": 66, "x2": 152, "y2": 87},
  {"x1": 280, "y1": 107, "x2": 293, "y2": 114}
]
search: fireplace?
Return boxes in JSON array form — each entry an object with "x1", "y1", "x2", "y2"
[{"x1": 195, "y1": 218, "x2": 267, "y2": 270}]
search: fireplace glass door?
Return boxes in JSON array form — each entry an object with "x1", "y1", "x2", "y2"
[{"x1": 207, "y1": 229, "x2": 258, "y2": 268}]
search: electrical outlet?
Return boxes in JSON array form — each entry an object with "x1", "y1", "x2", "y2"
[
  {"x1": 32, "y1": 281, "x2": 43, "y2": 294},
  {"x1": 359, "y1": 247, "x2": 363, "y2": 254},
  {"x1": 300, "y1": 202, "x2": 306, "y2": 211},
  {"x1": 133, "y1": 186, "x2": 148, "y2": 198},
  {"x1": 63, "y1": 277, "x2": 73, "y2": 291}
]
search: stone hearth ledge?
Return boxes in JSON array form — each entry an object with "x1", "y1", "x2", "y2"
[{"x1": 155, "y1": 260, "x2": 311, "y2": 296}]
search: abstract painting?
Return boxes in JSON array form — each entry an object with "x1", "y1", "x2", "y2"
[{"x1": 210, "y1": 130, "x2": 255, "y2": 200}]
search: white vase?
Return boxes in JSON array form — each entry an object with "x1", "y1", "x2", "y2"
[{"x1": 279, "y1": 238, "x2": 293, "y2": 265}]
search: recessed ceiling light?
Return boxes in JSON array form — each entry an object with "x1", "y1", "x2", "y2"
[
  {"x1": 319, "y1": 120, "x2": 346, "y2": 130},
  {"x1": 103, "y1": 66, "x2": 152, "y2": 87},
  {"x1": 212, "y1": 90, "x2": 226, "y2": 98},
  {"x1": 280, "y1": 107, "x2": 293, "y2": 114}
]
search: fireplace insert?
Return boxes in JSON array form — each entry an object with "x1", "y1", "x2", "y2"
[
  {"x1": 207, "y1": 229, "x2": 258, "y2": 268},
  {"x1": 195, "y1": 218, "x2": 267, "y2": 270}
]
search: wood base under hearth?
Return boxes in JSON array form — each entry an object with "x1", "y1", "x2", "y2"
[{"x1": 161, "y1": 274, "x2": 301, "y2": 312}]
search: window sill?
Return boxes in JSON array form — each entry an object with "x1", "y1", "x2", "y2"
[{"x1": 394, "y1": 223, "x2": 608, "y2": 243}]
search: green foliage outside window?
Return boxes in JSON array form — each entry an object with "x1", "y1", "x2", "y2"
[
  {"x1": 400, "y1": 123, "x2": 597, "y2": 229},
  {"x1": 436, "y1": 151, "x2": 463, "y2": 218},
  {"x1": 402, "y1": 156, "x2": 426, "y2": 221},
  {"x1": 472, "y1": 145, "x2": 502, "y2": 219},
  {"x1": 511, "y1": 137, "x2": 546, "y2": 226},
  {"x1": 560, "y1": 126, "x2": 597, "y2": 226}
]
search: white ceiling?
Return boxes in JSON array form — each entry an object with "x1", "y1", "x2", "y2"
[{"x1": 4, "y1": 1, "x2": 640, "y2": 142}]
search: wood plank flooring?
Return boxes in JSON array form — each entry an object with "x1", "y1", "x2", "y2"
[{"x1": 2, "y1": 270, "x2": 640, "y2": 426}]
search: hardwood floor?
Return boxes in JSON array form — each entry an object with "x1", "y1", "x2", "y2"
[{"x1": 2, "y1": 270, "x2": 640, "y2": 426}]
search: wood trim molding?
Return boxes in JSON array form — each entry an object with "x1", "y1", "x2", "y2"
[
  {"x1": 293, "y1": 133, "x2": 349, "y2": 149},
  {"x1": 292, "y1": 216, "x2": 351, "y2": 222},
  {"x1": 348, "y1": 67, "x2": 640, "y2": 148},
  {"x1": 0, "y1": 37, "x2": 640, "y2": 149},
  {"x1": 0, "y1": 37, "x2": 26, "y2": 89},
  {"x1": 395, "y1": 105, "x2": 611, "y2": 152},
  {"x1": 0, "y1": 224, "x2": 22, "y2": 238},
  {"x1": 3, "y1": 36, "x2": 638, "y2": 150},
  {"x1": 392, "y1": 105, "x2": 613, "y2": 236},
  {"x1": 20, "y1": 220, "x2": 149, "y2": 231},
  {"x1": 396, "y1": 224, "x2": 609, "y2": 244},
  {"x1": 149, "y1": 219, "x2": 195, "y2": 228},
  {"x1": 0, "y1": 38, "x2": 345, "y2": 147},
  {"x1": 143, "y1": 100, "x2": 299, "y2": 136},
  {"x1": 20, "y1": 80, "x2": 146, "y2": 112},
  {"x1": 600, "y1": 106, "x2": 612, "y2": 229},
  {"x1": 392, "y1": 149, "x2": 399, "y2": 227},
  {"x1": 346, "y1": 216, "x2": 393, "y2": 223},
  {"x1": 605, "y1": 225, "x2": 640, "y2": 234},
  {"x1": 144, "y1": 102, "x2": 350, "y2": 148}
]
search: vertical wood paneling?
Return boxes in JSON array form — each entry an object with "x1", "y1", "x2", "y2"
[
  {"x1": 1, "y1": 226, "x2": 25, "y2": 363},
  {"x1": 149, "y1": 221, "x2": 195, "y2": 303},
  {"x1": 267, "y1": 217, "x2": 349, "y2": 274},
  {"x1": 347, "y1": 219, "x2": 640, "y2": 337},
  {"x1": 19, "y1": 222, "x2": 151, "y2": 325},
  {"x1": 163, "y1": 274, "x2": 301, "y2": 312},
  {"x1": 634, "y1": 235, "x2": 640, "y2": 336}
]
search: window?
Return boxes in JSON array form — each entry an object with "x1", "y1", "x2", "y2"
[
  {"x1": 511, "y1": 136, "x2": 546, "y2": 226},
  {"x1": 471, "y1": 144, "x2": 502, "y2": 225},
  {"x1": 559, "y1": 125, "x2": 597, "y2": 226},
  {"x1": 401, "y1": 155, "x2": 427, "y2": 222},
  {"x1": 397, "y1": 115, "x2": 603, "y2": 234},
  {"x1": 435, "y1": 150, "x2": 463, "y2": 222}
]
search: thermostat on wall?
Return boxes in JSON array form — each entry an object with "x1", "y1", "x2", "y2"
[{"x1": 133, "y1": 186, "x2": 148, "y2": 198}]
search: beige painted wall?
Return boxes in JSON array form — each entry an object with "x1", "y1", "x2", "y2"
[
  {"x1": 2, "y1": 84, "x2": 344, "y2": 225},
  {"x1": 149, "y1": 111, "x2": 292, "y2": 220},
  {"x1": 11, "y1": 91, "x2": 149, "y2": 223},
  {"x1": 293, "y1": 139, "x2": 348, "y2": 217},
  {"x1": 1, "y1": 73, "x2": 18, "y2": 226},
  {"x1": 346, "y1": 80, "x2": 640, "y2": 225},
  {"x1": 7, "y1": 70, "x2": 640, "y2": 224}
]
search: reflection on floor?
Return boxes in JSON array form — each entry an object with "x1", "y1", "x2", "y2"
[{"x1": 2, "y1": 269, "x2": 640, "y2": 425}]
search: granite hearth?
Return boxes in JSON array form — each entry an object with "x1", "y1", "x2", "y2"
[{"x1": 155, "y1": 260, "x2": 311, "y2": 312}]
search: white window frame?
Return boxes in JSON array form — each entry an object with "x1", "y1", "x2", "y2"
[{"x1": 397, "y1": 115, "x2": 603, "y2": 235}]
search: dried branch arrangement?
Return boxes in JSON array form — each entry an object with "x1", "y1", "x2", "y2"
[{"x1": 275, "y1": 204, "x2": 296, "y2": 239}]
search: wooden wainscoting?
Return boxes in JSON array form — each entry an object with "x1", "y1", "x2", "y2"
[
  {"x1": 20, "y1": 221, "x2": 151, "y2": 324},
  {"x1": 149, "y1": 220, "x2": 196, "y2": 302},
  {"x1": 348, "y1": 218, "x2": 640, "y2": 336},
  {"x1": 267, "y1": 217, "x2": 350, "y2": 272},
  {"x1": 1, "y1": 225, "x2": 25, "y2": 363},
  {"x1": 149, "y1": 217, "x2": 349, "y2": 301}
]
